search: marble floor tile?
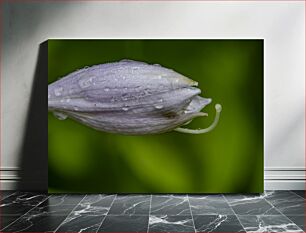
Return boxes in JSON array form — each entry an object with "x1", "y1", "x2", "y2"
[
  {"x1": 264, "y1": 191, "x2": 304, "y2": 215},
  {"x1": 23, "y1": 194, "x2": 85, "y2": 216},
  {"x1": 98, "y1": 215, "x2": 149, "y2": 232},
  {"x1": 224, "y1": 194, "x2": 280, "y2": 215},
  {"x1": 151, "y1": 195, "x2": 191, "y2": 216},
  {"x1": 193, "y1": 215, "x2": 245, "y2": 232},
  {"x1": 1, "y1": 214, "x2": 67, "y2": 232},
  {"x1": 0, "y1": 192, "x2": 48, "y2": 215},
  {"x1": 291, "y1": 191, "x2": 305, "y2": 199},
  {"x1": 73, "y1": 194, "x2": 116, "y2": 215},
  {"x1": 48, "y1": 194, "x2": 86, "y2": 205},
  {"x1": 0, "y1": 215, "x2": 23, "y2": 231},
  {"x1": 238, "y1": 215, "x2": 303, "y2": 232},
  {"x1": 148, "y1": 215, "x2": 195, "y2": 232},
  {"x1": 189, "y1": 195, "x2": 234, "y2": 215},
  {"x1": 0, "y1": 191, "x2": 16, "y2": 201},
  {"x1": 56, "y1": 213, "x2": 105, "y2": 232},
  {"x1": 107, "y1": 195, "x2": 150, "y2": 215},
  {"x1": 26, "y1": 202, "x2": 80, "y2": 216},
  {"x1": 286, "y1": 215, "x2": 305, "y2": 230}
]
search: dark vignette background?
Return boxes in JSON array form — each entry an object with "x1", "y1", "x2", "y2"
[{"x1": 48, "y1": 40, "x2": 263, "y2": 193}]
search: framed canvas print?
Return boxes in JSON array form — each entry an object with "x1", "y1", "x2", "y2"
[{"x1": 48, "y1": 39, "x2": 263, "y2": 193}]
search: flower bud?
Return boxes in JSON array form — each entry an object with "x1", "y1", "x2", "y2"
[{"x1": 48, "y1": 59, "x2": 221, "y2": 135}]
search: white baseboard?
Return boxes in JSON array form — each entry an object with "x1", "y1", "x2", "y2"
[
  {"x1": 0, "y1": 167, "x2": 304, "y2": 190},
  {"x1": 264, "y1": 167, "x2": 305, "y2": 190},
  {"x1": 264, "y1": 180, "x2": 305, "y2": 190},
  {"x1": 0, "y1": 167, "x2": 20, "y2": 190}
]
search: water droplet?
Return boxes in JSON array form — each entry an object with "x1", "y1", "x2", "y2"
[
  {"x1": 84, "y1": 66, "x2": 90, "y2": 70},
  {"x1": 158, "y1": 98, "x2": 163, "y2": 103},
  {"x1": 122, "y1": 106, "x2": 129, "y2": 111},
  {"x1": 104, "y1": 87, "x2": 110, "y2": 92},
  {"x1": 60, "y1": 99, "x2": 65, "y2": 103},
  {"x1": 48, "y1": 94, "x2": 51, "y2": 99},
  {"x1": 53, "y1": 112, "x2": 68, "y2": 120},
  {"x1": 154, "y1": 64, "x2": 161, "y2": 66},
  {"x1": 155, "y1": 105, "x2": 163, "y2": 109},
  {"x1": 66, "y1": 98, "x2": 71, "y2": 103},
  {"x1": 73, "y1": 107, "x2": 79, "y2": 111},
  {"x1": 122, "y1": 76, "x2": 126, "y2": 80},
  {"x1": 111, "y1": 97, "x2": 116, "y2": 102},
  {"x1": 175, "y1": 79, "x2": 179, "y2": 83},
  {"x1": 54, "y1": 87, "x2": 63, "y2": 96}
]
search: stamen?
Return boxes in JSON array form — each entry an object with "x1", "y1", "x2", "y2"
[{"x1": 175, "y1": 104, "x2": 222, "y2": 134}]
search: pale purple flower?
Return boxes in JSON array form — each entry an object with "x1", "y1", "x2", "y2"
[{"x1": 48, "y1": 59, "x2": 221, "y2": 135}]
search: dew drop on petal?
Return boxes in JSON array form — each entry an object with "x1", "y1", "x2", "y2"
[
  {"x1": 53, "y1": 112, "x2": 68, "y2": 120},
  {"x1": 155, "y1": 105, "x2": 163, "y2": 109},
  {"x1": 122, "y1": 106, "x2": 129, "y2": 111},
  {"x1": 104, "y1": 87, "x2": 110, "y2": 92}
]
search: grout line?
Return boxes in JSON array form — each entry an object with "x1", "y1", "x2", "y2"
[
  {"x1": 289, "y1": 190, "x2": 305, "y2": 200},
  {"x1": 222, "y1": 194, "x2": 247, "y2": 232},
  {"x1": 146, "y1": 194, "x2": 152, "y2": 233},
  {"x1": 263, "y1": 192, "x2": 304, "y2": 232},
  {"x1": 96, "y1": 194, "x2": 117, "y2": 232},
  {"x1": 1, "y1": 193, "x2": 50, "y2": 231},
  {"x1": 54, "y1": 194, "x2": 87, "y2": 232},
  {"x1": 187, "y1": 194, "x2": 197, "y2": 233}
]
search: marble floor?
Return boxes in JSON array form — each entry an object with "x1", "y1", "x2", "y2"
[{"x1": 0, "y1": 190, "x2": 304, "y2": 232}]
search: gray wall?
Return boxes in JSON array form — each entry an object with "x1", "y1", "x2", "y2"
[{"x1": 1, "y1": 1, "x2": 304, "y2": 190}]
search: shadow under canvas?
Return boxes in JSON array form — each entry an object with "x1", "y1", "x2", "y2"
[{"x1": 17, "y1": 41, "x2": 48, "y2": 191}]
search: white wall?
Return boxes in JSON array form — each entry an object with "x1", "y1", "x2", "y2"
[{"x1": 1, "y1": 1, "x2": 304, "y2": 190}]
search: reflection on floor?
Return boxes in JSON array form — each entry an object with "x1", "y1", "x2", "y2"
[{"x1": 0, "y1": 190, "x2": 304, "y2": 232}]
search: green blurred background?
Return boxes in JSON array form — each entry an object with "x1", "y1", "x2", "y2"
[{"x1": 48, "y1": 40, "x2": 263, "y2": 193}]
